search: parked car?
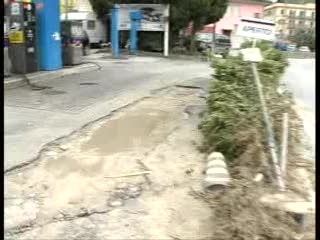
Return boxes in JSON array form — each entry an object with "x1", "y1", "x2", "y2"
[
  {"x1": 274, "y1": 41, "x2": 287, "y2": 51},
  {"x1": 286, "y1": 44, "x2": 297, "y2": 52},
  {"x1": 298, "y1": 46, "x2": 310, "y2": 52},
  {"x1": 198, "y1": 34, "x2": 231, "y2": 57}
]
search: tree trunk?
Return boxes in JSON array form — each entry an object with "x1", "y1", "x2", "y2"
[{"x1": 190, "y1": 26, "x2": 197, "y2": 53}]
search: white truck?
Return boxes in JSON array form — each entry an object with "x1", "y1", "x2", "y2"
[{"x1": 60, "y1": 11, "x2": 107, "y2": 47}]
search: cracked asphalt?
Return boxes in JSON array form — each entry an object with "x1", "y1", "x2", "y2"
[{"x1": 4, "y1": 55, "x2": 213, "y2": 239}]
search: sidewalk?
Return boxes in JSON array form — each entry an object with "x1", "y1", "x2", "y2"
[{"x1": 4, "y1": 63, "x2": 100, "y2": 90}]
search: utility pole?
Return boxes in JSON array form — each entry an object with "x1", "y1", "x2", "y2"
[
  {"x1": 65, "y1": 0, "x2": 69, "y2": 21},
  {"x1": 211, "y1": 24, "x2": 216, "y2": 54}
]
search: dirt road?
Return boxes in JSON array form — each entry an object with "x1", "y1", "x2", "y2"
[{"x1": 5, "y1": 85, "x2": 213, "y2": 240}]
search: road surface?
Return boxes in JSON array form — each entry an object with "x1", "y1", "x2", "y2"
[
  {"x1": 281, "y1": 58, "x2": 315, "y2": 159},
  {"x1": 4, "y1": 55, "x2": 212, "y2": 171}
]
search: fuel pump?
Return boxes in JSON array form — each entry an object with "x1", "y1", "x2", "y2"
[
  {"x1": 4, "y1": 14, "x2": 11, "y2": 77},
  {"x1": 8, "y1": 1, "x2": 38, "y2": 74}
]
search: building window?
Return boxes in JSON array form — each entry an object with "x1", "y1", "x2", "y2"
[
  {"x1": 300, "y1": 11, "x2": 306, "y2": 17},
  {"x1": 222, "y1": 29, "x2": 232, "y2": 37},
  {"x1": 254, "y1": 13, "x2": 261, "y2": 18},
  {"x1": 298, "y1": 20, "x2": 304, "y2": 26},
  {"x1": 289, "y1": 30, "x2": 294, "y2": 35},
  {"x1": 87, "y1": 20, "x2": 95, "y2": 30},
  {"x1": 281, "y1": 9, "x2": 285, "y2": 15},
  {"x1": 311, "y1": 12, "x2": 315, "y2": 18},
  {"x1": 289, "y1": 10, "x2": 295, "y2": 16},
  {"x1": 266, "y1": 10, "x2": 273, "y2": 16}
]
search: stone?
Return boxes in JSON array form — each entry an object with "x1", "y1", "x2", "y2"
[
  {"x1": 59, "y1": 145, "x2": 69, "y2": 151},
  {"x1": 116, "y1": 182, "x2": 129, "y2": 190},
  {"x1": 127, "y1": 186, "x2": 142, "y2": 198},
  {"x1": 128, "y1": 186, "x2": 141, "y2": 193},
  {"x1": 90, "y1": 203, "x2": 109, "y2": 213},
  {"x1": 46, "y1": 151, "x2": 58, "y2": 156},
  {"x1": 185, "y1": 168, "x2": 194, "y2": 175},
  {"x1": 254, "y1": 173, "x2": 264, "y2": 182},
  {"x1": 108, "y1": 200, "x2": 124, "y2": 207},
  {"x1": 28, "y1": 193, "x2": 36, "y2": 198},
  {"x1": 114, "y1": 189, "x2": 129, "y2": 200}
]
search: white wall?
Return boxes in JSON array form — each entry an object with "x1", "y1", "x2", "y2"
[{"x1": 77, "y1": 0, "x2": 93, "y2": 12}]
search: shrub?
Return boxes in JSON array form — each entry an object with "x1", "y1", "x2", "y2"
[
  {"x1": 199, "y1": 45, "x2": 289, "y2": 161},
  {"x1": 240, "y1": 40, "x2": 273, "y2": 52}
]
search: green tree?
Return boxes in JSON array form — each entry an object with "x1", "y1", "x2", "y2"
[
  {"x1": 89, "y1": 0, "x2": 228, "y2": 52},
  {"x1": 170, "y1": 0, "x2": 228, "y2": 52},
  {"x1": 289, "y1": 28, "x2": 315, "y2": 51},
  {"x1": 89, "y1": 0, "x2": 114, "y2": 19}
]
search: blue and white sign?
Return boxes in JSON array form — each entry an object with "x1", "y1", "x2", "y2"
[
  {"x1": 118, "y1": 4, "x2": 169, "y2": 32},
  {"x1": 236, "y1": 18, "x2": 276, "y2": 41}
]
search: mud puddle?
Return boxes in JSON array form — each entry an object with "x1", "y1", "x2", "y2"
[{"x1": 81, "y1": 108, "x2": 173, "y2": 155}]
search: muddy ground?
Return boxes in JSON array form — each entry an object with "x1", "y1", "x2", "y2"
[{"x1": 5, "y1": 86, "x2": 213, "y2": 240}]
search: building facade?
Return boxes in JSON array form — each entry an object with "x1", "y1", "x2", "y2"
[
  {"x1": 213, "y1": 0, "x2": 267, "y2": 36},
  {"x1": 263, "y1": 3, "x2": 315, "y2": 40},
  {"x1": 60, "y1": 0, "x2": 93, "y2": 13},
  {"x1": 195, "y1": 0, "x2": 268, "y2": 48}
]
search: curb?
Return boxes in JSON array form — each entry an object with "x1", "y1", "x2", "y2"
[{"x1": 4, "y1": 63, "x2": 99, "y2": 90}]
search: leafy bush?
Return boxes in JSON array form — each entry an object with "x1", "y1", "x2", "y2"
[
  {"x1": 199, "y1": 42, "x2": 309, "y2": 240},
  {"x1": 240, "y1": 40, "x2": 273, "y2": 52},
  {"x1": 199, "y1": 46, "x2": 290, "y2": 161}
]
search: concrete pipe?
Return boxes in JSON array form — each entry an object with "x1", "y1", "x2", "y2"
[
  {"x1": 206, "y1": 159, "x2": 227, "y2": 169},
  {"x1": 203, "y1": 152, "x2": 230, "y2": 191},
  {"x1": 207, "y1": 152, "x2": 225, "y2": 161}
]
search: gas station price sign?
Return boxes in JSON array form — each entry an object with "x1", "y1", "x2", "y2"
[{"x1": 9, "y1": 31, "x2": 24, "y2": 43}]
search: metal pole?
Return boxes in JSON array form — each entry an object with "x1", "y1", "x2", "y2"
[
  {"x1": 252, "y1": 38, "x2": 256, "y2": 47},
  {"x1": 211, "y1": 24, "x2": 215, "y2": 54},
  {"x1": 65, "y1": 0, "x2": 68, "y2": 21},
  {"x1": 111, "y1": 5, "x2": 120, "y2": 58},
  {"x1": 164, "y1": 4, "x2": 170, "y2": 57},
  {"x1": 251, "y1": 62, "x2": 285, "y2": 191},
  {"x1": 130, "y1": 12, "x2": 139, "y2": 55},
  {"x1": 280, "y1": 113, "x2": 289, "y2": 179}
]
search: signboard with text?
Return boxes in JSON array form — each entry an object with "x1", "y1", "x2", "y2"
[
  {"x1": 236, "y1": 18, "x2": 275, "y2": 41},
  {"x1": 118, "y1": 4, "x2": 169, "y2": 31}
]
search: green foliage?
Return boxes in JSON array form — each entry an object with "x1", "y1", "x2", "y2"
[
  {"x1": 89, "y1": 0, "x2": 114, "y2": 19},
  {"x1": 172, "y1": 0, "x2": 228, "y2": 52},
  {"x1": 289, "y1": 28, "x2": 315, "y2": 51},
  {"x1": 240, "y1": 40, "x2": 273, "y2": 52},
  {"x1": 199, "y1": 46, "x2": 290, "y2": 161}
]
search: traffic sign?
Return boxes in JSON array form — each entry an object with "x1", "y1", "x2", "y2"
[{"x1": 236, "y1": 17, "x2": 276, "y2": 41}]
